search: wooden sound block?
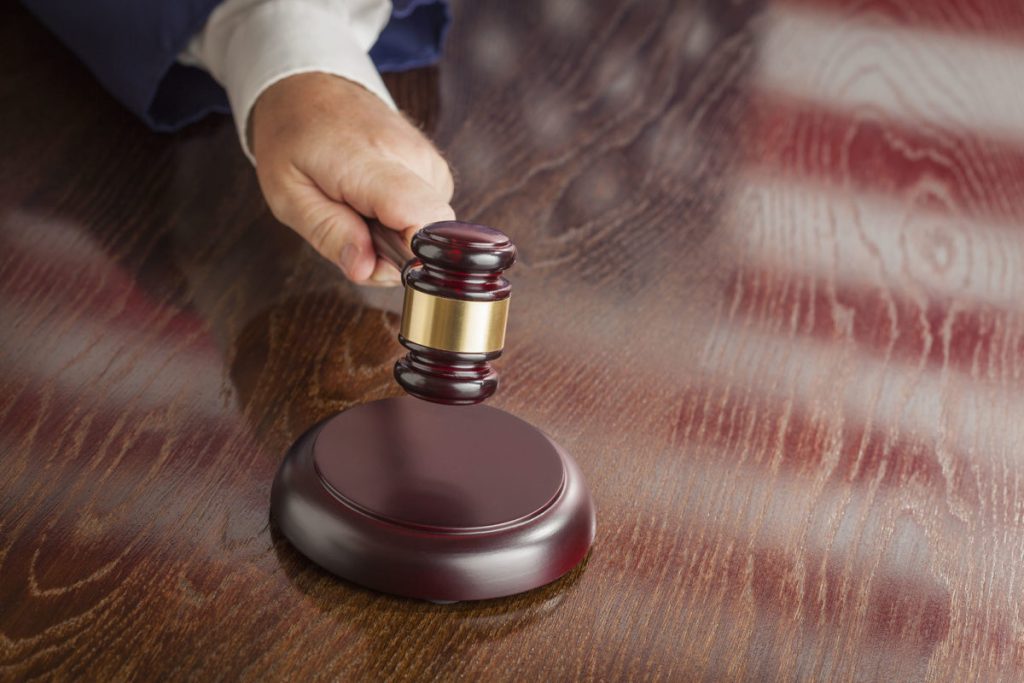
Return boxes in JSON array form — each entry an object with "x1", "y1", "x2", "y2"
[{"x1": 271, "y1": 397, "x2": 596, "y2": 602}]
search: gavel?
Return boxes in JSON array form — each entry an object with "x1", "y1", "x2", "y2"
[
  {"x1": 272, "y1": 219, "x2": 595, "y2": 603},
  {"x1": 370, "y1": 220, "x2": 516, "y2": 405}
]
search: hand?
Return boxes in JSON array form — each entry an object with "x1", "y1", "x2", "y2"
[{"x1": 250, "y1": 72, "x2": 455, "y2": 285}]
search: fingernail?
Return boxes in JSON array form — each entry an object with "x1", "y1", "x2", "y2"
[{"x1": 340, "y1": 244, "x2": 359, "y2": 278}]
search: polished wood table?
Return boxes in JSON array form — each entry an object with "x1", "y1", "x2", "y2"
[{"x1": 4, "y1": 1, "x2": 1024, "y2": 680}]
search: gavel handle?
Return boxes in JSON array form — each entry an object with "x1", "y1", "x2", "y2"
[{"x1": 368, "y1": 220, "x2": 416, "y2": 273}]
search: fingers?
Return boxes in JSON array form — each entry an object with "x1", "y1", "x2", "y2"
[
  {"x1": 262, "y1": 157, "x2": 455, "y2": 286},
  {"x1": 339, "y1": 158, "x2": 455, "y2": 233},
  {"x1": 267, "y1": 177, "x2": 377, "y2": 282}
]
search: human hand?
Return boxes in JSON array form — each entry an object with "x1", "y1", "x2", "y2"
[{"x1": 250, "y1": 72, "x2": 455, "y2": 285}]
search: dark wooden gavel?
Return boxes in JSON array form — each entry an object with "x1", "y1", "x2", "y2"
[
  {"x1": 369, "y1": 220, "x2": 517, "y2": 405},
  {"x1": 273, "y1": 220, "x2": 595, "y2": 603}
]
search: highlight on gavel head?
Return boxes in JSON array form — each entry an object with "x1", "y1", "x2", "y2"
[{"x1": 395, "y1": 221, "x2": 517, "y2": 405}]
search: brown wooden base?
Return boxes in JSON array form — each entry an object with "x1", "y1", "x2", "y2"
[{"x1": 271, "y1": 397, "x2": 596, "y2": 602}]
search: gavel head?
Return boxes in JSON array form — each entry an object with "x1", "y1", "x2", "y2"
[{"x1": 395, "y1": 221, "x2": 517, "y2": 405}]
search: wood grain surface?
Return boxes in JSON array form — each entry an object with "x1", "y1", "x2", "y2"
[{"x1": 4, "y1": 0, "x2": 1024, "y2": 680}]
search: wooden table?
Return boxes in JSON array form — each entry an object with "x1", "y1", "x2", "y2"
[{"x1": 4, "y1": 1, "x2": 1024, "y2": 680}]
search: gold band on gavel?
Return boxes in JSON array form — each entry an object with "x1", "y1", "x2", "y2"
[{"x1": 400, "y1": 287, "x2": 510, "y2": 354}]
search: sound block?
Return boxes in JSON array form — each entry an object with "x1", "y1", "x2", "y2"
[{"x1": 271, "y1": 397, "x2": 596, "y2": 602}]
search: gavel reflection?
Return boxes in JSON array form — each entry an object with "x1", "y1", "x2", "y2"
[{"x1": 368, "y1": 220, "x2": 517, "y2": 405}]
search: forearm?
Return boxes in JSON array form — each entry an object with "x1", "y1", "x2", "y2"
[{"x1": 20, "y1": 0, "x2": 226, "y2": 130}]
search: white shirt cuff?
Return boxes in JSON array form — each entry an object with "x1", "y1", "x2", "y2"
[{"x1": 183, "y1": 0, "x2": 396, "y2": 164}]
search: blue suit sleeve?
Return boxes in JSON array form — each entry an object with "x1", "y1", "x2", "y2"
[
  {"x1": 21, "y1": 0, "x2": 230, "y2": 131},
  {"x1": 372, "y1": 0, "x2": 451, "y2": 72},
  {"x1": 21, "y1": 0, "x2": 450, "y2": 133}
]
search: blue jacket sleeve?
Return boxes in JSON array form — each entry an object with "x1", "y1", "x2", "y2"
[
  {"x1": 372, "y1": 0, "x2": 450, "y2": 72},
  {"x1": 21, "y1": 0, "x2": 450, "y2": 133}
]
